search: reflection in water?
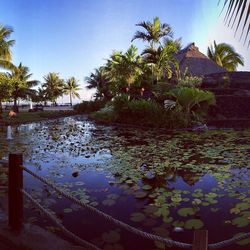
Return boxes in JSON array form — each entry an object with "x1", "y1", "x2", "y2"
[{"x1": 6, "y1": 125, "x2": 13, "y2": 140}]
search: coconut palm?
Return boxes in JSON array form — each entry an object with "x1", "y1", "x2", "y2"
[
  {"x1": 142, "y1": 42, "x2": 179, "y2": 82},
  {"x1": 207, "y1": 41, "x2": 244, "y2": 71},
  {"x1": 64, "y1": 77, "x2": 81, "y2": 106},
  {"x1": 85, "y1": 67, "x2": 112, "y2": 100},
  {"x1": 8, "y1": 63, "x2": 39, "y2": 112},
  {"x1": 42, "y1": 72, "x2": 65, "y2": 105},
  {"x1": 105, "y1": 45, "x2": 143, "y2": 94},
  {"x1": 131, "y1": 17, "x2": 173, "y2": 48},
  {"x1": 0, "y1": 24, "x2": 15, "y2": 70},
  {"x1": 221, "y1": 0, "x2": 250, "y2": 47}
]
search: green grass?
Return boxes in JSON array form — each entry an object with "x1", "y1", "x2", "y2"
[{"x1": 0, "y1": 110, "x2": 77, "y2": 125}]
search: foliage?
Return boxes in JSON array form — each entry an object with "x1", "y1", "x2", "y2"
[
  {"x1": 207, "y1": 41, "x2": 244, "y2": 71},
  {"x1": 0, "y1": 73, "x2": 12, "y2": 112},
  {"x1": 177, "y1": 73, "x2": 203, "y2": 88},
  {"x1": 220, "y1": 0, "x2": 250, "y2": 47},
  {"x1": 64, "y1": 77, "x2": 81, "y2": 106},
  {"x1": 74, "y1": 100, "x2": 106, "y2": 113},
  {"x1": 0, "y1": 24, "x2": 15, "y2": 70},
  {"x1": 85, "y1": 67, "x2": 112, "y2": 100},
  {"x1": 42, "y1": 72, "x2": 65, "y2": 105},
  {"x1": 169, "y1": 87, "x2": 216, "y2": 124},
  {"x1": 7, "y1": 63, "x2": 39, "y2": 112}
]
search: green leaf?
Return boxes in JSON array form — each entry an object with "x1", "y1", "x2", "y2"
[
  {"x1": 232, "y1": 217, "x2": 249, "y2": 228},
  {"x1": 185, "y1": 219, "x2": 204, "y2": 230},
  {"x1": 130, "y1": 212, "x2": 145, "y2": 222},
  {"x1": 177, "y1": 207, "x2": 196, "y2": 217}
]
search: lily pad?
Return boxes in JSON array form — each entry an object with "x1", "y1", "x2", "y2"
[
  {"x1": 130, "y1": 212, "x2": 145, "y2": 222},
  {"x1": 134, "y1": 191, "x2": 148, "y2": 199},
  {"x1": 232, "y1": 217, "x2": 249, "y2": 228},
  {"x1": 177, "y1": 207, "x2": 196, "y2": 217},
  {"x1": 185, "y1": 219, "x2": 204, "y2": 230},
  {"x1": 102, "y1": 230, "x2": 120, "y2": 244}
]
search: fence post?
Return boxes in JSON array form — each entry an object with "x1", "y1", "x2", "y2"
[
  {"x1": 8, "y1": 153, "x2": 23, "y2": 231},
  {"x1": 192, "y1": 230, "x2": 208, "y2": 250}
]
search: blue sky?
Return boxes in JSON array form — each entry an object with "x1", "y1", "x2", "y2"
[{"x1": 0, "y1": 0, "x2": 249, "y2": 102}]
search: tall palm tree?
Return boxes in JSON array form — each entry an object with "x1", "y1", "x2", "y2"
[
  {"x1": 0, "y1": 24, "x2": 15, "y2": 70},
  {"x1": 64, "y1": 77, "x2": 81, "y2": 106},
  {"x1": 85, "y1": 67, "x2": 112, "y2": 100},
  {"x1": 42, "y1": 72, "x2": 65, "y2": 106},
  {"x1": 0, "y1": 73, "x2": 12, "y2": 113},
  {"x1": 220, "y1": 0, "x2": 250, "y2": 47},
  {"x1": 131, "y1": 17, "x2": 173, "y2": 48},
  {"x1": 8, "y1": 63, "x2": 39, "y2": 112},
  {"x1": 207, "y1": 41, "x2": 244, "y2": 71}
]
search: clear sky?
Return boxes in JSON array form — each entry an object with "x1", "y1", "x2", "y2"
[{"x1": 0, "y1": 0, "x2": 249, "y2": 103}]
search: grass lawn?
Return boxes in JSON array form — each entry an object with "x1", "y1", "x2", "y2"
[{"x1": 0, "y1": 110, "x2": 77, "y2": 125}]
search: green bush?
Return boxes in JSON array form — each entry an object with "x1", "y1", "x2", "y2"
[{"x1": 73, "y1": 100, "x2": 106, "y2": 113}]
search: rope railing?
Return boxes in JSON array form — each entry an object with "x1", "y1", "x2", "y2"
[{"x1": 21, "y1": 189, "x2": 101, "y2": 250}]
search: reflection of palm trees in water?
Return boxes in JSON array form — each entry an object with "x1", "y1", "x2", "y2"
[{"x1": 141, "y1": 166, "x2": 204, "y2": 189}]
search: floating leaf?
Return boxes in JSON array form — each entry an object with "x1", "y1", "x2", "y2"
[
  {"x1": 232, "y1": 217, "x2": 249, "y2": 228},
  {"x1": 177, "y1": 207, "x2": 196, "y2": 217},
  {"x1": 130, "y1": 212, "x2": 145, "y2": 222},
  {"x1": 185, "y1": 219, "x2": 204, "y2": 230},
  {"x1": 102, "y1": 230, "x2": 120, "y2": 244},
  {"x1": 134, "y1": 191, "x2": 147, "y2": 199},
  {"x1": 102, "y1": 199, "x2": 116, "y2": 206}
]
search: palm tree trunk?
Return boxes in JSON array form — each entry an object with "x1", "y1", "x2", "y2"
[
  {"x1": 70, "y1": 92, "x2": 72, "y2": 107},
  {"x1": 13, "y1": 98, "x2": 19, "y2": 113}
]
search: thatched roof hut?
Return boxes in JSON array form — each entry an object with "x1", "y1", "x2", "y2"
[{"x1": 174, "y1": 43, "x2": 227, "y2": 76}]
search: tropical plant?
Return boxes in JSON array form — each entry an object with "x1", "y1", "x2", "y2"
[
  {"x1": 0, "y1": 73, "x2": 12, "y2": 112},
  {"x1": 220, "y1": 0, "x2": 250, "y2": 47},
  {"x1": 8, "y1": 63, "x2": 39, "y2": 112},
  {"x1": 142, "y1": 43, "x2": 178, "y2": 81},
  {"x1": 105, "y1": 45, "x2": 143, "y2": 94},
  {"x1": 131, "y1": 16, "x2": 173, "y2": 48},
  {"x1": 85, "y1": 67, "x2": 112, "y2": 100},
  {"x1": 0, "y1": 24, "x2": 15, "y2": 70},
  {"x1": 64, "y1": 77, "x2": 81, "y2": 106},
  {"x1": 42, "y1": 72, "x2": 65, "y2": 105},
  {"x1": 169, "y1": 87, "x2": 216, "y2": 125},
  {"x1": 207, "y1": 41, "x2": 244, "y2": 71}
]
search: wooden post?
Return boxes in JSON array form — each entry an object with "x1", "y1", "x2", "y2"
[
  {"x1": 8, "y1": 153, "x2": 23, "y2": 231},
  {"x1": 192, "y1": 230, "x2": 208, "y2": 250}
]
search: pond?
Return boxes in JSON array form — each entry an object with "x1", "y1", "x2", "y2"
[{"x1": 0, "y1": 116, "x2": 250, "y2": 250}]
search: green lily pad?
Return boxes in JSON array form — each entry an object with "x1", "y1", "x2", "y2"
[
  {"x1": 142, "y1": 184, "x2": 152, "y2": 190},
  {"x1": 177, "y1": 207, "x2": 196, "y2": 217},
  {"x1": 102, "y1": 199, "x2": 116, "y2": 206},
  {"x1": 232, "y1": 217, "x2": 249, "y2": 228},
  {"x1": 130, "y1": 212, "x2": 145, "y2": 222},
  {"x1": 235, "y1": 233, "x2": 250, "y2": 246},
  {"x1": 102, "y1": 230, "x2": 120, "y2": 244},
  {"x1": 185, "y1": 219, "x2": 204, "y2": 230},
  {"x1": 134, "y1": 191, "x2": 147, "y2": 199}
]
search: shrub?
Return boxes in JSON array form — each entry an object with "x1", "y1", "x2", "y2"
[{"x1": 73, "y1": 100, "x2": 106, "y2": 113}]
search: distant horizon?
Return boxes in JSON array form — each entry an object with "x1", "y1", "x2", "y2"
[{"x1": 1, "y1": 0, "x2": 249, "y2": 102}]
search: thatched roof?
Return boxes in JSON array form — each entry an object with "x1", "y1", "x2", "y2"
[{"x1": 174, "y1": 43, "x2": 227, "y2": 76}]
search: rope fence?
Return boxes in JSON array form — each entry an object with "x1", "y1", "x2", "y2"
[{"x1": 7, "y1": 154, "x2": 250, "y2": 250}]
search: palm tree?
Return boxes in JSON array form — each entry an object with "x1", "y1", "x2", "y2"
[
  {"x1": 85, "y1": 67, "x2": 112, "y2": 100},
  {"x1": 0, "y1": 24, "x2": 15, "y2": 70},
  {"x1": 105, "y1": 45, "x2": 143, "y2": 94},
  {"x1": 221, "y1": 0, "x2": 250, "y2": 47},
  {"x1": 0, "y1": 73, "x2": 12, "y2": 112},
  {"x1": 8, "y1": 63, "x2": 39, "y2": 112},
  {"x1": 142, "y1": 43, "x2": 178, "y2": 82},
  {"x1": 64, "y1": 77, "x2": 81, "y2": 106},
  {"x1": 207, "y1": 41, "x2": 244, "y2": 71},
  {"x1": 131, "y1": 17, "x2": 173, "y2": 48},
  {"x1": 42, "y1": 72, "x2": 65, "y2": 106}
]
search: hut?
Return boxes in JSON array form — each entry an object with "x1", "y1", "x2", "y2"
[{"x1": 174, "y1": 43, "x2": 227, "y2": 76}]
